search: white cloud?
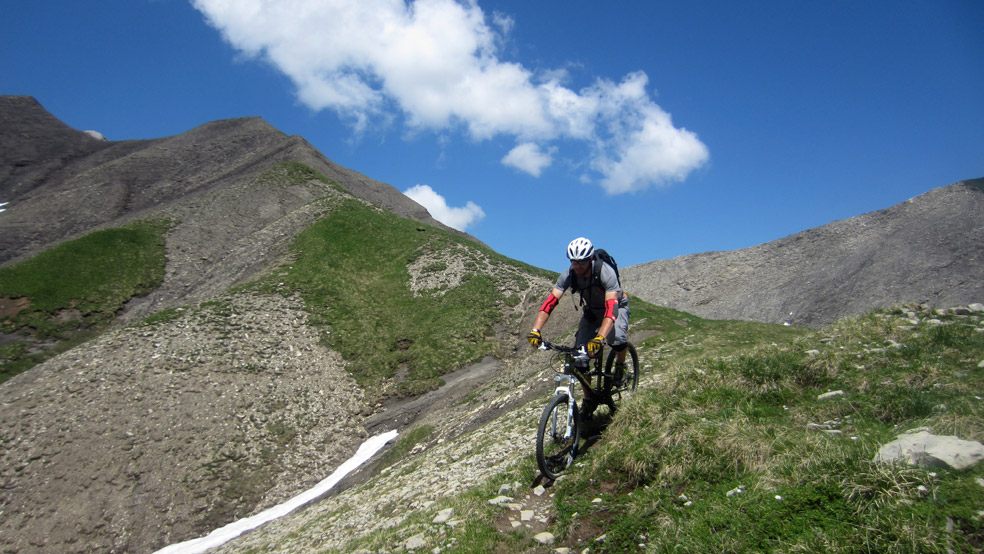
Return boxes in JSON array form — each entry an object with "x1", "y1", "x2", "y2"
[
  {"x1": 591, "y1": 99, "x2": 710, "y2": 194},
  {"x1": 403, "y1": 184, "x2": 485, "y2": 231},
  {"x1": 502, "y1": 142, "x2": 553, "y2": 177},
  {"x1": 491, "y1": 11, "x2": 514, "y2": 35},
  {"x1": 192, "y1": 0, "x2": 709, "y2": 193}
]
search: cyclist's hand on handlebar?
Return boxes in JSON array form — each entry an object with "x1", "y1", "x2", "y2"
[
  {"x1": 527, "y1": 329, "x2": 542, "y2": 348},
  {"x1": 586, "y1": 334, "x2": 605, "y2": 354}
]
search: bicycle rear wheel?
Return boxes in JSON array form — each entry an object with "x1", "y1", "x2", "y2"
[
  {"x1": 536, "y1": 394, "x2": 580, "y2": 479},
  {"x1": 605, "y1": 342, "x2": 639, "y2": 395}
]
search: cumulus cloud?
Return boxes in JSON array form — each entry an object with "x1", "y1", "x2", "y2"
[
  {"x1": 587, "y1": 77, "x2": 710, "y2": 193},
  {"x1": 403, "y1": 184, "x2": 485, "y2": 231},
  {"x1": 192, "y1": 0, "x2": 708, "y2": 193},
  {"x1": 502, "y1": 142, "x2": 553, "y2": 177}
]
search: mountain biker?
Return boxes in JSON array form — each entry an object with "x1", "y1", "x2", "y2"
[{"x1": 527, "y1": 237, "x2": 630, "y2": 417}]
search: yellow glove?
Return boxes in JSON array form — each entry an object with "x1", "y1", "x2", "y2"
[
  {"x1": 587, "y1": 334, "x2": 605, "y2": 354},
  {"x1": 527, "y1": 329, "x2": 542, "y2": 348}
]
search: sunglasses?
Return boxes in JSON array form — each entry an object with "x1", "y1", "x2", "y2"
[{"x1": 571, "y1": 259, "x2": 591, "y2": 266}]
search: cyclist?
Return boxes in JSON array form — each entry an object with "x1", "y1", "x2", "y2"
[{"x1": 527, "y1": 237, "x2": 630, "y2": 417}]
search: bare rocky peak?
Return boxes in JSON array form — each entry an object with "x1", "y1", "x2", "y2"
[
  {"x1": 0, "y1": 96, "x2": 110, "y2": 197},
  {"x1": 0, "y1": 96, "x2": 467, "y2": 267},
  {"x1": 623, "y1": 178, "x2": 984, "y2": 327}
]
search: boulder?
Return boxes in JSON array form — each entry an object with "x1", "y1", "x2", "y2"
[{"x1": 874, "y1": 430, "x2": 984, "y2": 470}]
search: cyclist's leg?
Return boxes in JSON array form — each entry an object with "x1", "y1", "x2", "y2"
[
  {"x1": 607, "y1": 294, "x2": 630, "y2": 363},
  {"x1": 574, "y1": 315, "x2": 596, "y2": 348},
  {"x1": 574, "y1": 315, "x2": 600, "y2": 414}
]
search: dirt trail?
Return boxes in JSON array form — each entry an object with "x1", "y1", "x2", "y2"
[{"x1": 366, "y1": 356, "x2": 501, "y2": 434}]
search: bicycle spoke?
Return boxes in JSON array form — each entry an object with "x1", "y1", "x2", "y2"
[{"x1": 536, "y1": 394, "x2": 580, "y2": 479}]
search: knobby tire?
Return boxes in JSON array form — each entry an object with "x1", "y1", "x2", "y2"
[
  {"x1": 605, "y1": 342, "x2": 639, "y2": 397},
  {"x1": 536, "y1": 394, "x2": 580, "y2": 480}
]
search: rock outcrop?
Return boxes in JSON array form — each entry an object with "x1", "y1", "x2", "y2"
[{"x1": 623, "y1": 178, "x2": 984, "y2": 327}]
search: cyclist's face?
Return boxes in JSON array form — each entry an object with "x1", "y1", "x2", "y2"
[{"x1": 571, "y1": 258, "x2": 591, "y2": 277}]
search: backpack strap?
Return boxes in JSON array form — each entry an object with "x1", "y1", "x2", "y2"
[
  {"x1": 571, "y1": 251, "x2": 613, "y2": 311},
  {"x1": 572, "y1": 253, "x2": 602, "y2": 308}
]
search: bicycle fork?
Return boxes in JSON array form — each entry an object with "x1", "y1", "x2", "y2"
[{"x1": 553, "y1": 374, "x2": 576, "y2": 440}]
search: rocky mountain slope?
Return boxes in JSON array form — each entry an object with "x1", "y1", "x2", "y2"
[
  {"x1": 0, "y1": 97, "x2": 567, "y2": 553},
  {"x1": 1, "y1": 292, "x2": 370, "y2": 551},
  {"x1": 1, "y1": 96, "x2": 980, "y2": 553},
  {"x1": 623, "y1": 178, "x2": 984, "y2": 327},
  {"x1": 0, "y1": 95, "x2": 472, "y2": 322}
]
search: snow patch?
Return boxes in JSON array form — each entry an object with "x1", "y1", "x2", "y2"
[{"x1": 155, "y1": 430, "x2": 398, "y2": 554}]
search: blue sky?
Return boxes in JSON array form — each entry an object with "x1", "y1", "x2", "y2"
[{"x1": 3, "y1": 1, "x2": 982, "y2": 272}]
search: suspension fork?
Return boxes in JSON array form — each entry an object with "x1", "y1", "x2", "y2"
[{"x1": 553, "y1": 373, "x2": 576, "y2": 439}]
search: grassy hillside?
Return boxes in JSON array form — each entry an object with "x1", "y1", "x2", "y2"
[
  {"x1": 338, "y1": 305, "x2": 983, "y2": 553},
  {"x1": 558, "y1": 306, "x2": 984, "y2": 552},
  {"x1": 0, "y1": 220, "x2": 169, "y2": 382},
  {"x1": 0, "y1": 161, "x2": 551, "y2": 400},
  {"x1": 251, "y1": 196, "x2": 551, "y2": 401}
]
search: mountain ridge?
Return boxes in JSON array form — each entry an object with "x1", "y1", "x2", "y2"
[
  {"x1": 0, "y1": 96, "x2": 470, "y2": 264},
  {"x1": 0, "y1": 96, "x2": 565, "y2": 552},
  {"x1": 623, "y1": 178, "x2": 984, "y2": 327},
  {"x1": 1, "y1": 96, "x2": 481, "y2": 323}
]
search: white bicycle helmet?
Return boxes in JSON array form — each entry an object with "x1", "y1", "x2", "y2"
[{"x1": 566, "y1": 237, "x2": 594, "y2": 261}]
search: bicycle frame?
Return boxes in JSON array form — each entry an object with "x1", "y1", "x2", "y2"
[
  {"x1": 535, "y1": 340, "x2": 600, "y2": 479},
  {"x1": 536, "y1": 337, "x2": 638, "y2": 479},
  {"x1": 540, "y1": 341, "x2": 606, "y2": 405}
]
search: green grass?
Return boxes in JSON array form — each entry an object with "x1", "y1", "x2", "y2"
[
  {"x1": 376, "y1": 424, "x2": 435, "y2": 470},
  {"x1": 0, "y1": 220, "x2": 170, "y2": 382},
  {"x1": 251, "y1": 197, "x2": 540, "y2": 401},
  {"x1": 306, "y1": 304, "x2": 982, "y2": 554},
  {"x1": 331, "y1": 305, "x2": 978, "y2": 553},
  {"x1": 627, "y1": 295, "x2": 809, "y2": 359},
  {"x1": 551, "y1": 307, "x2": 984, "y2": 553},
  {"x1": 258, "y1": 161, "x2": 350, "y2": 194}
]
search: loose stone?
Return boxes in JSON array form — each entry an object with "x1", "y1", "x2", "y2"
[{"x1": 432, "y1": 508, "x2": 453, "y2": 524}]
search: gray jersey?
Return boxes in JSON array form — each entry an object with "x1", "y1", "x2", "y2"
[
  {"x1": 556, "y1": 259, "x2": 629, "y2": 347},
  {"x1": 555, "y1": 260, "x2": 621, "y2": 318}
]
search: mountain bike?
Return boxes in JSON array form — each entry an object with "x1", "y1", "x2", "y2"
[{"x1": 535, "y1": 339, "x2": 639, "y2": 479}]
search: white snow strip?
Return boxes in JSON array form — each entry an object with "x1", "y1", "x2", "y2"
[{"x1": 154, "y1": 429, "x2": 398, "y2": 554}]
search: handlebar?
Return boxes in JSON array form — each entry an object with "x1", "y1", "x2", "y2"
[
  {"x1": 538, "y1": 339, "x2": 599, "y2": 379},
  {"x1": 538, "y1": 340, "x2": 591, "y2": 359}
]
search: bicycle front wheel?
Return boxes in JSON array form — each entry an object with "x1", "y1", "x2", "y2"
[{"x1": 536, "y1": 394, "x2": 580, "y2": 480}]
